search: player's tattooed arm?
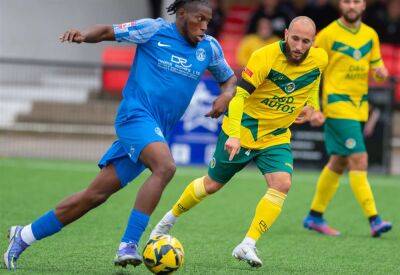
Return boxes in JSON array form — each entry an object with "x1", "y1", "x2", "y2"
[
  {"x1": 206, "y1": 75, "x2": 237, "y2": 118},
  {"x1": 59, "y1": 25, "x2": 115, "y2": 43}
]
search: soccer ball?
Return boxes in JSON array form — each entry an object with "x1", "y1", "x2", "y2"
[{"x1": 143, "y1": 235, "x2": 184, "y2": 274}]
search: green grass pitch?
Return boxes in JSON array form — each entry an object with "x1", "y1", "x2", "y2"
[{"x1": 0, "y1": 157, "x2": 399, "y2": 274}]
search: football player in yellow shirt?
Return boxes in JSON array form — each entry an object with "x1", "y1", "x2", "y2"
[
  {"x1": 303, "y1": 0, "x2": 392, "y2": 237},
  {"x1": 151, "y1": 16, "x2": 328, "y2": 268}
]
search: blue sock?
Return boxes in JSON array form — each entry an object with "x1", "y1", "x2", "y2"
[
  {"x1": 121, "y1": 209, "x2": 150, "y2": 244},
  {"x1": 31, "y1": 210, "x2": 64, "y2": 240}
]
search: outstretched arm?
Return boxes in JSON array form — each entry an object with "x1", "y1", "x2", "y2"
[{"x1": 59, "y1": 25, "x2": 115, "y2": 43}]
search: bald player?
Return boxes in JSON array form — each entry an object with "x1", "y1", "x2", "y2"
[{"x1": 150, "y1": 16, "x2": 328, "y2": 268}]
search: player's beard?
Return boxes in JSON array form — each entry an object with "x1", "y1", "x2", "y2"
[
  {"x1": 342, "y1": 10, "x2": 362, "y2": 23},
  {"x1": 285, "y1": 42, "x2": 309, "y2": 64}
]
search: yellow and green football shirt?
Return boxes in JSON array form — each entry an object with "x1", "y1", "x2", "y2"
[
  {"x1": 315, "y1": 20, "x2": 384, "y2": 121},
  {"x1": 222, "y1": 40, "x2": 328, "y2": 150}
]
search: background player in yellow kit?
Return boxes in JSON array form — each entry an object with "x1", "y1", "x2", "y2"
[
  {"x1": 303, "y1": 0, "x2": 392, "y2": 237},
  {"x1": 151, "y1": 16, "x2": 328, "y2": 268}
]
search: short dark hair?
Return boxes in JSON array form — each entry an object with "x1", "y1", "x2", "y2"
[{"x1": 166, "y1": 0, "x2": 209, "y2": 15}]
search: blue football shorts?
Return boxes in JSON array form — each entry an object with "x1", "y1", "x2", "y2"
[{"x1": 98, "y1": 112, "x2": 167, "y2": 187}]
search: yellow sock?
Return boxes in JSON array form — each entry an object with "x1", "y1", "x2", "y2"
[
  {"x1": 171, "y1": 177, "x2": 208, "y2": 217},
  {"x1": 349, "y1": 171, "x2": 378, "y2": 217},
  {"x1": 310, "y1": 166, "x2": 341, "y2": 213},
  {"x1": 246, "y1": 188, "x2": 287, "y2": 241}
]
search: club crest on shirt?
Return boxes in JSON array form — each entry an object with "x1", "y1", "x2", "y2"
[
  {"x1": 196, "y1": 48, "x2": 206, "y2": 62},
  {"x1": 353, "y1": 49, "x2": 362, "y2": 61},
  {"x1": 284, "y1": 82, "x2": 296, "y2": 93}
]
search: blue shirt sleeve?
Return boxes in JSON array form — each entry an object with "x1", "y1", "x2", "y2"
[
  {"x1": 207, "y1": 37, "x2": 234, "y2": 83},
  {"x1": 113, "y1": 18, "x2": 164, "y2": 44}
]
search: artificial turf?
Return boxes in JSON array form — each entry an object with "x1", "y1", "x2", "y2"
[{"x1": 0, "y1": 157, "x2": 398, "y2": 274}]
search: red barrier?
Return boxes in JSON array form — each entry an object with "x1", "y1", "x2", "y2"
[
  {"x1": 102, "y1": 46, "x2": 135, "y2": 95},
  {"x1": 381, "y1": 43, "x2": 400, "y2": 102}
]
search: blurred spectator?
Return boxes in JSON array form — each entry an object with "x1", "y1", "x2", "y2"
[
  {"x1": 303, "y1": 0, "x2": 339, "y2": 31},
  {"x1": 247, "y1": 0, "x2": 295, "y2": 37},
  {"x1": 365, "y1": 0, "x2": 400, "y2": 44},
  {"x1": 206, "y1": 0, "x2": 225, "y2": 38},
  {"x1": 237, "y1": 17, "x2": 280, "y2": 67},
  {"x1": 365, "y1": 0, "x2": 387, "y2": 21},
  {"x1": 291, "y1": 0, "x2": 308, "y2": 16}
]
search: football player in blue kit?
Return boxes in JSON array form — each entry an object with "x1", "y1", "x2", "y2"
[{"x1": 3, "y1": 0, "x2": 236, "y2": 270}]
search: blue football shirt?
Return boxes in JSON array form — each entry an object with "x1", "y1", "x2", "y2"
[{"x1": 113, "y1": 18, "x2": 234, "y2": 135}]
